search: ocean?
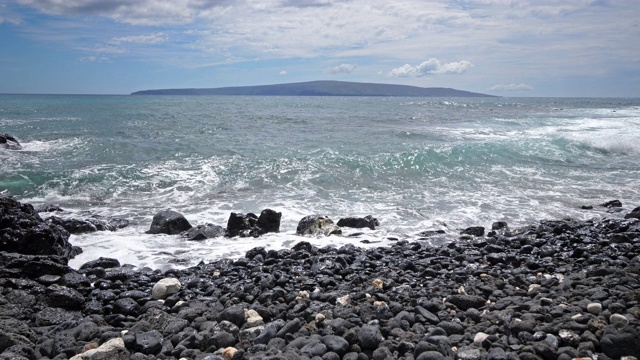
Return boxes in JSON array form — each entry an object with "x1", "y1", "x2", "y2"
[{"x1": 1, "y1": 95, "x2": 639, "y2": 270}]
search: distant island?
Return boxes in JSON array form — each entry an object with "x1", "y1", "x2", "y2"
[{"x1": 131, "y1": 80, "x2": 495, "y2": 97}]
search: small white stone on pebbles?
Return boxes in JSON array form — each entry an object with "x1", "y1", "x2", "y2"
[
  {"x1": 222, "y1": 347, "x2": 237, "y2": 360},
  {"x1": 540, "y1": 298, "x2": 553, "y2": 306},
  {"x1": 474, "y1": 332, "x2": 489, "y2": 346},
  {"x1": 373, "y1": 301, "x2": 387, "y2": 307},
  {"x1": 336, "y1": 294, "x2": 351, "y2": 305},
  {"x1": 69, "y1": 337, "x2": 126, "y2": 360},
  {"x1": 372, "y1": 278, "x2": 383, "y2": 288},
  {"x1": 610, "y1": 313, "x2": 629, "y2": 325},
  {"x1": 244, "y1": 309, "x2": 263, "y2": 326},
  {"x1": 152, "y1": 278, "x2": 181, "y2": 300},
  {"x1": 587, "y1": 302, "x2": 602, "y2": 315},
  {"x1": 315, "y1": 313, "x2": 326, "y2": 323}
]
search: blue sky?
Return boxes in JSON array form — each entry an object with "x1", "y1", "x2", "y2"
[{"x1": 1, "y1": 0, "x2": 639, "y2": 96}]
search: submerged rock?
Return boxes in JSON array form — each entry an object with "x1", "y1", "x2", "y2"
[
  {"x1": 0, "y1": 133, "x2": 22, "y2": 150},
  {"x1": 296, "y1": 215, "x2": 342, "y2": 236},
  {"x1": 147, "y1": 210, "x2": 192, "y2": 235},
  {"x1": 183, "y1": 224, "x2": 226, "y2": 241},
  {"x1": 600, "y1": 199, "x2": 622, "y2": 208},
  {"x1": 45, "y1": 215, "x2": 129, "y2": 234}
]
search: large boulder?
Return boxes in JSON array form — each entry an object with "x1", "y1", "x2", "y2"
[
  {"x1": 296, "y1": 215, "x2": 342, "y2": 236},
  {"x1": 0, "y1": 196, "x2": 75, "y2": 260},
  {"x1": 0, "y1": 133, "x2": 22, "y2": 150},
  {"x1": 337, "y1": 215, "x2": 379, "y2": 230},
  {"x1": 226, "y1": 209, "x2": 281, "y2": 237},
  {"x1": 146, "y1": 210, "x2": 192, "y2": 235}
]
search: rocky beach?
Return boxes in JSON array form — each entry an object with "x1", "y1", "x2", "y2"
[{"x1": 2, "y1": 194, "x2": 640, "y2": 360}]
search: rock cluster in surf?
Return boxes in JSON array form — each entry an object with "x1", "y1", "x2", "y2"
[{"x1": 1, "y1": 196, "x2": 640, "y2": 359}]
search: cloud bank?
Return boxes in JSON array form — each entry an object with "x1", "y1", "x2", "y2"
[
  {"x1": 389, "y1": 59, "x2": 473, "y2": 77},
  {"x1": 489, "y1": 83, "x2": 534, "y2": 91}
]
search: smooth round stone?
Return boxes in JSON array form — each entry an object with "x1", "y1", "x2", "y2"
[
  {"x1": 152, "y1": 278, "x2": 182, "y2": 300},
  {"x1": 587, "y1": 303, "x2": 602, "y2": 315},
  {"x1": 609, "y1": 313, "x2": 629, "y2": 325}
]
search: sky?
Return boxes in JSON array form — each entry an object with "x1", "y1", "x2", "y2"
[{"x1": 0, "y1": 0, "x2": 639, "y2": 96}]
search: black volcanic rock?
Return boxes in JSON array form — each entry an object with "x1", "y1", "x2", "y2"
[
  {"x1": 337, "y1": 215, "x2": 379, "y2": 230},
  {"x1": 226, "y1": 209, "x2": 281, "y2": 238},
  {"x1": 0, "y1": 196, "x2": 74, "y2": 260},
  {"x1": 0, "y1": 133, "x2": 22, "y2": 150},
  {"x1": 147, "y1": 210, "x2": 192, "y2": 235},
  {"x1": 2, "y1": 196, "x2": 640, "y2": 360}
]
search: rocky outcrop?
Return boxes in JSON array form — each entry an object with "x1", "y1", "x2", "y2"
[
  {"x1": 296, "y1": 215, "x2": 342, "y2": 236},
  {"x1": 226, "y1": 209, "x2": 281, "y2": 238},
  {"x1": 146, "y1": 210, "x2": 192, "y2": 235},
  {"x1": 0, "y1": 133, "x2": 21, "y2": 150},
  {"x1": 0, "y1": 196, "x2": 76, "y2": 260}
]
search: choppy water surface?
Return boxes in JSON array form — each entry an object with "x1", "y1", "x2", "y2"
[{"x1": 1, "y1": 95, "x2": 639, "y2": 269}]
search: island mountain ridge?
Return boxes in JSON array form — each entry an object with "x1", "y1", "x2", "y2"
[{"x1": 131, "y1": 80, "x2": 495, "y2": 97}]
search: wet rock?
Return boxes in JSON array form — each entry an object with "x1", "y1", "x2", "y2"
[
  {"x1": 226, "y1": 212, "x2": 258, "y2": 237},
  {"x1": 256, "y1": 209, "x2": 282, "y2": 234},
  {"x1": 296, "y1": 215, "x2": 342, "y2": 236},
  {"x1": 0, "y1": 133, "x2": 21, "y2": 150},
  {"x1": 46, "y1": 215, "x2": 129, "y2": 234},
  {"x1": 337, "y1": 215, "x2": 380, "y2": 230},
  {"x1": 600, "y1": 199, "x2": 622, "y2": 208},
  {"x1": 226, "y1": 209, "x2": 282, "y2": 238},
  {"x1": 625, "y1": 206, "x2": 640, "y2": 220},
  {"x1": 79, "y1": 257, "x2": 121, "y2": 270},
  {"x1": 0, "y1": 196, "x2": 74, "y2": 260},
  {"x1": 146, "y1": 210, "x2": 192, "y2": 235},
  {"x1": 183, "y1": 224, "x2": 226, "y2": 240},
  {"x1": 461, "y1": 226, "x2": 485, "y2": 237}
]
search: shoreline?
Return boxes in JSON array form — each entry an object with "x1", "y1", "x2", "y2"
[{"x1": 1, "y1": 197, "x2": 640, "y2": 359}]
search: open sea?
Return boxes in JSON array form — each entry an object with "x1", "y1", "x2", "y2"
[{"x1": 1, "y1": 95, "x2": 639, "y2": 270}]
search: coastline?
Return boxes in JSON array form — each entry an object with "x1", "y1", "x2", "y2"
[{"x1": 1, "y1": 197, "x2": 639, "y2": 359}]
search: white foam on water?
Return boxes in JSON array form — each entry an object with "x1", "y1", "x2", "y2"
[{"x1": 19, "y1": 138, "x2": 85, "y2": 153}]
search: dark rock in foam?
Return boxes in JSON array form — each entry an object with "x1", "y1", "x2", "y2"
[
  {"x1": 146, "y1": 209, "x2": 192, "y2": 235},
  {"x1": 0, "y1": 133, "x2": 22, "y2": 150},
  {"x1": 337, "y1": 215, "x2": 380, "y2": 230}
]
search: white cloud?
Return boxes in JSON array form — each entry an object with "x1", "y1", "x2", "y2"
[
  {"x1": 279, "y1": 70, "x2": 287, "y2": 75},
  {"x1": 326, "y1": 63, "x2": 357, "y2": 74},
  {"x1": 80, "y1": 55, "x2": 109, "y2": 62},
  {"x1": 489, "y1": 83, "x2": 534, "y2": 91},
  {"x1": 11, "y1": 0, "x2": 640, "y2": 94},
  {"x1": 0, "y1": 16, "x2": 22, "y2": 25},
  {"x1": 389, "y1": 58, "x2": 473, "y2": 77},
  {"x1": 109, "y1": 33, "x2": 167, "y2": 45}
]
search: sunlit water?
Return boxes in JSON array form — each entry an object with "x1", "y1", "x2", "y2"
[{"x1": 1, "y1": 95, "x2": 639, "y2": 270}]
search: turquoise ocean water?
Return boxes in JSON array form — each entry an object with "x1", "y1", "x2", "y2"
[{"x1": 1, "y1": 95, "x2": 639, "y2": 269}]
